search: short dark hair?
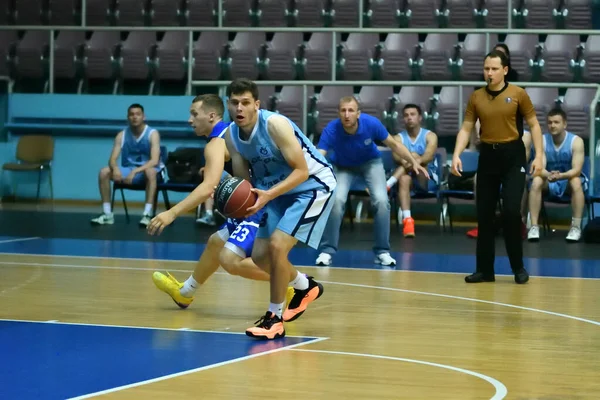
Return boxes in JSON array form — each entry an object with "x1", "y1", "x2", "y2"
[
  {"x1": 192, "y1": 94, "x2": 224, "y2": 118},
  {"x1": 484, "y1": 49, "x2": 509, "y2": 68},
  {"x1": 128, "y1": 103, "x2": 144, "y2": 113},
  {"x1": 548, "y1": 108, "x2": 567, "y2": 121},
  {"x1": 226, "y1": 78, "x2": 259, "y2": 101},
  {"x1": 339, "y1": 96, "x2": 360, "y2": 110},
  {"x1": 403, "y1": 103, "x2": 422, "y2": 116},
  {"x1": 493, "y1": 43, "x2": 511, "y2": 59}
]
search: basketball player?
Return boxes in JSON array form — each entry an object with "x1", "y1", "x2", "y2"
[
  {"x1": 91, "y1": 104, "x2": 162, "y2": 227},
  {"x1": 148, "y1": 94, "x2": 280, "y2": 309},
  {"x1": 223, "y1": 78, "x2": 336, "y2": 340}
]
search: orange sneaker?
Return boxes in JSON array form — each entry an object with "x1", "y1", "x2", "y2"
[
  {"x1": 246, "y1": 311, "x2": 285, "y2": 340},
  {"x1": 403, "y1": 217, "x2": 415, "y2": 238},
  {"x1": 466, "y1": 227, "x2": 478, "y2": 238},
  {"x1": 282, "y1": 276, "x2": 324, "y2": 322}
]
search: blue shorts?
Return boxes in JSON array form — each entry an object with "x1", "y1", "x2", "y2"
[
  {"x1": 257, "y1": 188, "x2": 335, "y2": 250},
  {"x1": 547, "y1": 175, "x2": 589, "y2": 200},
  {"x1": 119, "y1": 166, "x2": 162, "y2": 185},
  {"x1": 217, "y1": 209, "x2": 265, "y2": 258}
]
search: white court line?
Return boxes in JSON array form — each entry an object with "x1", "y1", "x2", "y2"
[
  {"x1": 2, "y1": 260, "x2": 600, "y2": 328},
  {"x1": 1, "y1": 250, "x2": 599, "y2": 281},
  {"x1": 0, "y1": 237, "x2": 40, "y2": 244},
  {"x1": 288, "y1": 349, "x2": 507, "y2": 400},
  {"x1": 66, "y1": 337, "x2": 329, "y2": 400},
  {"x1": 0, "y1": 318, "x2": 325, "y2": 340}
]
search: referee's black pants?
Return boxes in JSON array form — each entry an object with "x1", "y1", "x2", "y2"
[{"x1": 476, "y1": 140, "x2": 526, "y2": 277}]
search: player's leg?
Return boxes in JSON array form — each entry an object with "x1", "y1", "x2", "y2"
[
  {"x1": 91, "y1": 166, "x2": 114, "y2": 224},
  {"x1": 140, "y1": 168, "x2": 158, "y2": 226},
  {"x1": 219, "y1": 218, "x2": 270, "y2": 281},
  {"x1": 527, "y1": 176, "x2": 549, "y2": 241},
  {"x1": 566, "y1": 176, "x2": 585, "y2": 241},
  {"x1": 152, "y1": 230, "x2": 225, "y2": 308},
  {"x1": 386, "y1": 165, "x2": 405, "y2": 191}
]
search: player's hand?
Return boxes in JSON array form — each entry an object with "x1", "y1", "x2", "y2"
[
  {"x1": 529, "y1": 155, "x2": 543, "y2": 178},
  {"x1": 451, "y1": 154, "x2": 463, "y2": 177},
  {"x1": 412, "y1": 163, "x2": 430, "y2": 179},
  {"x1": 548, "y1": 171, "x2": 561, "y2": 182},
  {"x1": 147, "y1": 210, "x2": 176, "y2": 235},
  {"x1": 245, "y1": 188, "x2": 272, "y2": 217}
]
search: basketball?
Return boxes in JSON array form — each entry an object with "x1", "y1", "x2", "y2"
[{"x1": 215, "y1": 176, "x2": 257, "y2": 219}]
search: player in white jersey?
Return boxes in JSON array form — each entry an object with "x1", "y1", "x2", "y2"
[{"x1": 223, "y1": 78, "x2": 336, "y2": 340}]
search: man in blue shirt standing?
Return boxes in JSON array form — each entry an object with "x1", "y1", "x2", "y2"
[{"x1": 315, "y1": 96, "x2": 429, "y2": 267}]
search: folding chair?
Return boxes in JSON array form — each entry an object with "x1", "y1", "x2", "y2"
[{"x1": 111, "y1": 146, "x2": 168, "y2": 222}]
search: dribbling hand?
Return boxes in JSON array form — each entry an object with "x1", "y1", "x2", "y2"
[
  {"x1": 451, "y1": 154, "x2": 463, "y2": 177},
  {"x1": 245, "y1": 188, "x2": 272, "y2": 218},
  {"x1": 147, "y1": 210, "x2": 176, "y2": 236}
]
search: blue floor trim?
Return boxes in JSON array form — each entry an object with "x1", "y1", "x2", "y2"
[
  {"x1": 1, "y1": 237, "x2": 599, "y2": 279},
  {"x1": 0, "y1": 320, "x2": 315, "y2": 400}
]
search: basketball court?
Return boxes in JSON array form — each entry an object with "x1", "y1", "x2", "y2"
[{"x1": 1, "y1": 207, "x2": 600, "y2": 399}]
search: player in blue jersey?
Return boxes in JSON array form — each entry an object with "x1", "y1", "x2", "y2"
[
  {"x1": 223, "y1": 78, "x2": 335, "y2": 340},
  {"x1": 527, "y1": 108, "x2": 587, "y2": 242},
  {"x1": 386, "y1": 104, "x2": 439, "y2": 238},
  {"x1": 91, "y1": 103, "x2": 163, "y2": 227},
  {"x1": 148, "y1": 94, "x2": 288, "y2": 309}
]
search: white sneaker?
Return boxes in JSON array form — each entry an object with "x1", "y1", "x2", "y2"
[
  {"x1": 196, "y1": 214, "x2": 216, "y2": 226},
  {"x1": 375, "y1": 252, "x2": 396, "y2": 266},
  {"x1": 90, "y1": 213, "x2": 114, "y2": 225},
  {"x1": 527, "y1": 225, "x2": 540, "y2": 242},
  {"x1": 566, "y1": 226, "x2": 581, "y2": 242},
  {"x1": 315, "y1": 252, "x2": 332, "y2": 266},
  {"x1": 139, "y1": 214, "x2": 152, "y2": 227}
]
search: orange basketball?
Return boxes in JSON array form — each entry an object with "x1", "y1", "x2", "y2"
[{"x1": 215, "y1": 177, "x2": 257, "y2": 219}]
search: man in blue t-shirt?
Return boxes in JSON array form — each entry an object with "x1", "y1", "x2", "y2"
[{"x1": 315, "y1": 96, "x2": 428, "y2": 267}]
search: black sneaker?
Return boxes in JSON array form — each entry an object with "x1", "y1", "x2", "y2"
[
  {"x1": 245, "y1": 311, "x2": 285, "y2": 340},
  {"x1": 514, "y1": 268, "x2": 529, "y2": 284},
  {"x1": 465, "y1": 272, "x2": 496, "y2": 283},
  {"x1": 282, "y1": 276, "x2": 324, "y2": 322}
]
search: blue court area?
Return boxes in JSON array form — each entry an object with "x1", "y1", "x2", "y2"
[
  {"x1": 0, "y1": 320, "x2": 317, "y2": 400},
  {"x1": 0, "y1": 235, "x2": 600, "y2": 279}
]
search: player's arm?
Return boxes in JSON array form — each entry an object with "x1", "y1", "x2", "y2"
[
  {"x1": 559, "y1": 136, "x2": 585, "y2": 181},
  {"x1": 224, "y1": 128, "x2": 251, "y2": 181},
  {"x1": 522, "y1": 131, "x2": 532, "y2": 163},
  {"x1": 108, "y1": 131, "x2": 124, "y2": 170},
  {"x1": 382, "y1": 134, "x2": 417, "y2": 165},
  {"x1": 390, "y1": 135, "x2": 410, "y2": 166},
  {"x1": 264, "y1": 115, "x2": 310, "y2": 199},
  {"x1": 420, "y1": 131, "x2": 438, "y2": 165},
  {"x1": 132, "y1": 130, "x2": 161, "y2": 173},
  {"x1": 316, "y1": 124, "x2": 332, "y2": 157},
  {"x1": 168, "y1": 137, "x2": 227, "y2": 217}
]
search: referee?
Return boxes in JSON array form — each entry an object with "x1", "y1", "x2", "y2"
[{"x1": 451, "y1": 49, "x2": 543, "y2": 284}]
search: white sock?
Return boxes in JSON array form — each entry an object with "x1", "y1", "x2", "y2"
[
  {"x1": 269, "y1": 302, "x2": 285, "y2": 318},
  {"x1": 180, "y1": 275, "x2": 199, "y2": 298},
  {"x1": 205, "y1": 209, "x2": 213, "y2": 216},
  {"x1": 103, "y1": 203, "x2": 112, "y2": 215},
  {"x1": 289, "y1": 272, "x2": 309, "y2": 290},
  {"x1": 402, "y1": 210, "x2": 412, "y2": 219},
  {"x1": 572, "y1": 218, "x2": 582, "y2": 229},
  {"x1": 386, "y1": 176, "x2": 398, "y2": 188},
  {"x1": 143, "y1": 203, "x2": 153, "y2": 215}
]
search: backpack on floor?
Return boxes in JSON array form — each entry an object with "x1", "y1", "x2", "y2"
[
  {"x1": 583, "y1": 217, "x2": 600, "y2": 243},
  {"x1": 165, "y1": 147, "x2": 204, "y2": 184}
]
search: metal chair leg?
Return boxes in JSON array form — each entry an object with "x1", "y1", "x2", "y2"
[
  {"x1": 48, "y1": 166, "x2": 54, "y2": 200},
  {"x1": 36, "y1": 168, "x2": 42, "y2": 202},
  {"x1": 120, "y1": 188, "x2": 130, "y2": 223}
]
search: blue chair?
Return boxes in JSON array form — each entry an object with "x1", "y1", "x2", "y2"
[
  {"x1": 437, "y1": 151, "x2": 479, "y2": 233},
  {"x1": 539, "y1": 156, "x2": 593, "y2": 232},
  {"x1": 111, "y1": 145, "x2": 168, "y2": 223}
]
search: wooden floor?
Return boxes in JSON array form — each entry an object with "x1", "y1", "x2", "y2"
[{"x1": 2, "y1": 253, "x2": 600, "y2": 399}]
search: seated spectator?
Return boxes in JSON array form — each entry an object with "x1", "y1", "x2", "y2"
[
  {"x1": 527, "y1": 108, "x2": 587, "y2": 242},
  {"x1": 90, "y1": 104, "x2": 162, "y2": 227},
  {"x1": 386, "y1": 104, "x2": 439, "y2": 238}
]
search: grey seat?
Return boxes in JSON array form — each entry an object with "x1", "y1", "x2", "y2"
[
  {"x1": 357, "y1": 86, "x2": 394, "y2": 121},
  {"x1": 367, "y1": 0, "x2": 399, "y2": 27},
  {"x1": 156, "y1": 31, "x2": 189, "y2": 80},
  {"x1": 564, "y1": 0, "x2": 592, "y2": 29},
  {"x1": 274, "y1": 85, "x2": 315, "y2": 129},
  {"x1": 228, "y1": 32, "x2": 265, "y2": 80},
  {"x1": 121, "y1": 32, "x2": 157, "y2": 80},
  {"x1": 86, "y1": 0, "x2": 111, "y2": 26},
  {"x1": 420, "y1": 34, "x2": 458, "y2": 81},
  {"x1": 264, "y1": 32, "x2": 303, "y2": 80},
  {"x1": 435, "y1": 85, "x2": 474, "y2": 137},
  {"x1": 522, "y1": 0, "x2": 554, "y2": 29},
  {"x1": 485, "y1": 0, "x2": 509, "y2": 28},
  {"x1": 524, "y1": 87, "x2": 559, "y2": 131},
  {"x1": 84, "y1": 32, "x2": 121, "y2": 80},
  {"x1": 408, "y1": 0, "x2": 437, "y2": 27},
  {"x1": 117, "y1": 0, "x2": 145, "y2": 26},
  {"x1": 503, "y1": 34, "x2": 539, "y2": 82},
  {"x1": 380, "y1": 33, "x2": 419, "y2": 81},
  {"x1": 13, "y1": 0, "x2": 44, "y2": 25},
  {"x1": 151, "y1": 0, "x2": 183, "y2": 26},
  {"x1": 259, "y1": 0, "x2": 288, "y2": 27},
  {"x1": 0, "y1": 31, "x2": 19, "y2": 78},
  {"x1": 223, "y1": 0, "x2": 254, "y2": 27},
  {"x1": 338, "y1": 33, "x2": 380, "y2": 81},
  {"x1": 188, "y1": 0, "x2": 217, "y2": 26},
  {"x1": 192, "y1": 32, "x2": 228, "y2": 80},
  {"x1": 15, "y1": 31, "x2": 49, "y2": 80},
  {"x1": 331, "y1": 0, "x2": 360, "y2": 26},
  {"x1": 582, "y1": 35, "x2": 600, "y2": 83},
  {"x1": 302, "y1": 33, "x2": 340, "y2": 80},
  {"x1": 50, "y1": 0, "x2": 80, "y2": 25},
  {"x1": 447, "y1": 0, "x2": 477, "y2": 28},
  {"x1": 540, "y1": 34, "x2": 580, "y2": 82},
  {"x1": 295, "y1": 0, "x2": 325, "y2": 27},
  {"x1": 54, "y1": 31, "x2": 86, "y2": 79},
  {"x1": 561, "y1": 88, "x2": 596, "y2": 139}
]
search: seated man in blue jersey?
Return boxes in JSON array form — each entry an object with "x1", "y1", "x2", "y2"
[
  {"x1": 527, "y1": 108, "x2": 587, "y2": 242},
  {"x1": 148, "y1": 94, "x2": 274, "y2": 310},
  {"x1": 91, "y1": 103, "x2": 162, "y2": 227},
  {"x1": 223, "y1": 78, "x2": 335, "y2": 340},
  {"x1": 385, "y1": 104, "x2": 439, "y2": 238},
  {"x1": 314, "y1": 96, "x2": 429, "y2": 267}
]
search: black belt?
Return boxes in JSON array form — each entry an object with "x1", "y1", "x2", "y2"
[{"x1": 480, "y1": 140, "x2": 520, "y2": 150}]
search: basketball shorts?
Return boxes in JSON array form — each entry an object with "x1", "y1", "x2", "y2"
[
  {"x1": 217, "y1": 209, "x2": 265, "y2": 258},
  {"x1": 547, "y1": 174, "x2": 589, "y2": 200},
  {"x1": 118, "y1": 165, "x2": 163, "y2": 185},
  {"x1": 257, "y1": 187, "x2": 335, "y2": 250}
]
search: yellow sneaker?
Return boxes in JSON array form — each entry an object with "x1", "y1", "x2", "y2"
[
  {"x1": 152, "y1": 271, "x2": 194, "y2": 309},
  {"x1": 285, "y1": 286, "x2": 295, "y2": 309}
]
